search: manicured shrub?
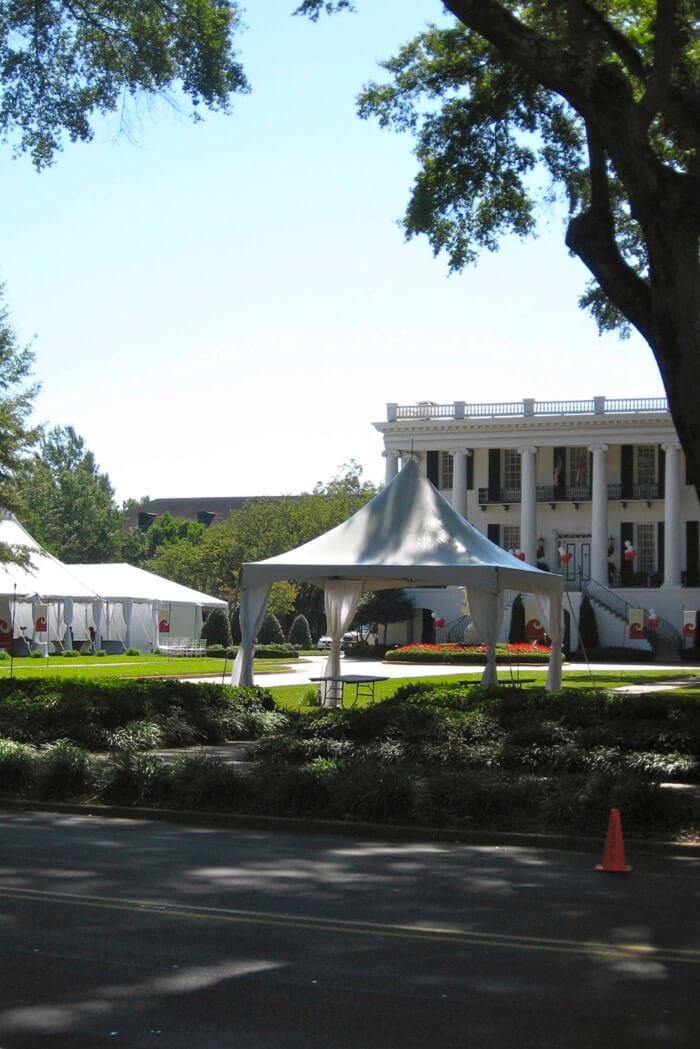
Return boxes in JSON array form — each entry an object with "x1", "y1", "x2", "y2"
[
  {"x1": 201, "y1": 608, "x2": 232, "y2": 649},
  {"x1": 126, "y1": 648, "x2": 141, "y2": 656},
  {"x1": 62, "y1": 649, "x2": 80, "y2": 657},
  {"x1": 0, "y1": 650, "x2": 8, "y2": 661},
  {"x1": 288, "y1": 614, "x2": 313, "y2": 648},
  {"x1": 578, "y1": 595, "x2": 600, "y2": 651},
  {"x1": 258, "y1": 613, "x2": 285, "y2": 645},
  {"x1": 509, "y1": 594, "x2": 527, "y2": 644}
]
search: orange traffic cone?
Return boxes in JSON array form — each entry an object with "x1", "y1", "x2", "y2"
[{"x1": 596, "y1": 808, "x2": 632, "y2": 873}]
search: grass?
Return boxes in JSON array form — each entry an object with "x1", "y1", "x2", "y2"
[
  {"x1": 270, "y1": 667, "x2": 700, "y2": 710},
  {"x1": 0, "y1": 653, "x2": 296, "y2": 680}
]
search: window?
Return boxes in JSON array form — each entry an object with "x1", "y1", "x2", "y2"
[
  {"x1": 503, "y1": 525, "x2": 521, "y2": 552},
  {"x1": 440, "y1": 452, "x2": 453, "y2": 490},
  {"x1": 637, "y1": 445, "x2": 656, "y2": 486},
  {"x1": 503, "y1": 450, "x2": 520, "y2": 495},
  {"x1": 637, "y1": 523, "x2": 655, "y2": 576},
  {"x1": 568, "y1": 447, "x2": 589, "y2": 487}
]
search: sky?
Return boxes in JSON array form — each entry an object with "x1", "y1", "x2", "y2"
[{"x1": 0, "y1": 0, "x2": 665, "y2": 502}]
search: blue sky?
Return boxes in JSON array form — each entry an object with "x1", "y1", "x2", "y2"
[{"x1": 1, "y1": 0, "x2": 665, "y2": 501}]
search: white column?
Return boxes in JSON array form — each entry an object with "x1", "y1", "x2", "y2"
[
  {"x1": 663, "y1": 443, "x2": 682, "y2": 587},
  {"x1": 383, "y1": 448, "x2": 400, "y2": 485},
  {"x1": 450, "y1": 449, "x2": 469, "y2": 518},
  {"x1": 518, "y1": 446, "x2": 538, "y2": 564},
  {"x1": 590, "y1": 444, "x2": 609, "y2": 585}
]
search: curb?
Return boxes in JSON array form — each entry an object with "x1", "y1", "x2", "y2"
[{"x1": 1, "y1": 799, "x2": 698, "y2": 857}]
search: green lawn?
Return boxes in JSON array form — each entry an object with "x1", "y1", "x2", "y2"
[
  {"x1": 0, "y1": 653, "x2": 295, "y2": 680},
  {"x1": 270, "y1": 667, "x2": 700, "y2": 710}
]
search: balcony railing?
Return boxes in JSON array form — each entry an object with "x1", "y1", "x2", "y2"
[
  {"x1": 387, "y1": 396, "x2": 669, "y2": 422},
  {"x1": 477, "y1": 483, "x2": 662, "y2": 505}
]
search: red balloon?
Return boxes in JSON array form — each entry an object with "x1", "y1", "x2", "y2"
[
  {"x1": 435, "y1": 617, "x2": 446, "y2": 629},
  {"x1": 516, "y1": 550, "x2": 526, "y2": 561},
  {"x1": 560, "y1": 552, "x2": 572, "y2": 565},
  {"x1": 624, "y1": 549, "x2": 636, "y2": 561}
]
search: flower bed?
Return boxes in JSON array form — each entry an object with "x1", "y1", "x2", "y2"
[{"x1": 385, "y1": 643, "x2": 552, "y2": 664}]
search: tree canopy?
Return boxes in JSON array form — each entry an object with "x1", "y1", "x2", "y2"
[
  {"x1": 0, "y1": 284, "x2": 39, "y2": 561},
  {"x1": 0, "y1": 0, "x2": 248, "y2": 168},
  {"x1": 16, "y1": 425, "x2": 130, "y2": 562},
  {"x1": 304, "y1": 1, "x2": 700, "y2": 494}
]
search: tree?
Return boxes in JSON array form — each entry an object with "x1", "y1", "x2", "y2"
[
  {"x1": 304, "y1": 2, "x2": 700, "y2": 498},
  {"x1": 258, "y1": 612, "x2": 286, "y2": 644},
  {"x1": 201, "y1": 606, "x2": 232, "y2": 648},
  {"x1": 0, "y1": 1, "x2": 248, "y2": 169},
  {"x1": 16, "y1": 425, "x2": 129, "y2": 563},
  {"x1": 355, "y1": 589, "x2": 415, "y2": 644},
  {"x1": 289, "y1": 613, "x2": 313, "y2": 648},
  {"x1": 509, "y1": 594, "x2": 527, "y2": 644},
  {"x1": 578, "y1": 594, "x2": 600, "y2": 651},
  {"x1": 0, "y1": 284, "x2": 39, "y2": 561}
]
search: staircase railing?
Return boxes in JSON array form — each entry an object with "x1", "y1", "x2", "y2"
[
  {"x1": 582, "y1": 579, "x2": 683, "y2": 653},
  {"x1": 435, "y1": 615, "x2": 473, "y2": 643}
]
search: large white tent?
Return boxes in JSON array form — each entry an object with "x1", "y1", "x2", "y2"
[
  {"x1": 0, "y1": 515, "x2": 226, "y2": 653},
  {"x1": 233, "y1": 460, "x2": 565, "y2": 696}
]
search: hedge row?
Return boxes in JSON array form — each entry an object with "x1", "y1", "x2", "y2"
[
  {"x1": 206, "y1": 644, "x2": 299, "y2": 660},
  {"x1": 0, "y1": 679, "x2": 286, "y2": 750},
  {"x1": 0, "y1": 742, "x2": 689, "y2": 837}
]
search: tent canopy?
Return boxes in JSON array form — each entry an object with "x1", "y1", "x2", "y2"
[
  {"x1": 0, "y1": 517, "x2": 99, "y2": 601},
  {"x1": 71, "y1": 563, "x2": 227, "y2": 608},
  {"x1": 240, "y1": 460, "x2": 563, "y2": 597},
  {"x1": 235, "y1": 461, "x2": 564, "y2": 696}
]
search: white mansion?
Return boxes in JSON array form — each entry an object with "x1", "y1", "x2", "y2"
[{"x1": 374, "y1": 396, "x2": 700, "y2": 652}]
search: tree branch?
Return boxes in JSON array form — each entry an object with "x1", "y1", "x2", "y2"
[{"x1": 566, "y1": 125, "x2": 653, "y2": 343}]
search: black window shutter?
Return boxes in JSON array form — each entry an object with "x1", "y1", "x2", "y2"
[
  {"x1": 467, "y1": 452, "x2": 474, "y2": 491},
  {"x1": 487, "y1": 523, "x2": 500, "y2": 546},
  {"x1": 658, "y1": 445, "x2": 665, "y2": 495},
  {"x1": 686, "y1": 521, "x2": 699, "y2": 587},
  {"x1": 657, "y1": 521, "x2": 664, "y2": 577},
  {"x1": 553, "y1": 446, "x2": 566, "y2": 500},
  {"x1": 426, "y1": 451, "x2": 439, "y2": 486},
  {"x1": 620, "y1": 521, "x2": 634, "y2": 585},
  {"x1": 488, "y1": 449, "x2": 500, "y2": 501},
  {"x1": 621, "y1": 445, "x2": 633, "y2": 498}
]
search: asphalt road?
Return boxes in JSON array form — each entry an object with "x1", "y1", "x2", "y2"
[{"x1": 0, "y1": 811, "x2": 698, "y2": 1048}]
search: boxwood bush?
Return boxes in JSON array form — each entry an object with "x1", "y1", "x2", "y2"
[{"x1": 386, "y1": 643, "x2": 551, "y2": 664}]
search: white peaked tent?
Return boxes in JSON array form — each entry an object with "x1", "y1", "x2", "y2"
[
  {"x1": 0, "y1": 515, "x2": 226, "y2": 653},
  {"x1": 71, "y1": 564, "x2": 227, "y2": 652},
  {"x1": 233, "y1": 460, "x2": 565, "y2": 697},
  {"x1": 0, "y1": 517, "x2": 100, "y2": 650}
]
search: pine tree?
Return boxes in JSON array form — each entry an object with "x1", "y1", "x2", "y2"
[
  {"x1": 258, "y1": 613, "x2": 285, "y2": 645},
  {"x1": 509, "y1": 594, "x2": 526, "y2": 644},
  {"x1": 578, "y1": 596, "x2": 600, "y2": 651}
]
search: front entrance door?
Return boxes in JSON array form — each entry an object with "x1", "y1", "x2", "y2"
[{"x1": 563, "y1": 540, "x2": 591, "y2": 586}]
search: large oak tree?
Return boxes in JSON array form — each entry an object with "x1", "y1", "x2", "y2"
[{"x1": 302, "y1": 1, "x2": 700, "y2": 495}]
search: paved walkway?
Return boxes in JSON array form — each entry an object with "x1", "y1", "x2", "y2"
[{"x1": 189, "y1": 654, "x2": 700, "y2": 689}]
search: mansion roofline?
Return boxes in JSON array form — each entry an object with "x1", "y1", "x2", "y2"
[{"x1": 380, "y1": 396, "x2": 668, "y2": 424}]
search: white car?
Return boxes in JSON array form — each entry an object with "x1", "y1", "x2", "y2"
[{"x1": 317, "y1": 636, "x2": 332, "y2": 650}]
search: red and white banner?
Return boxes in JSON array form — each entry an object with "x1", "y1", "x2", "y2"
[
  {"x1": 682, "y1": 610, "x2": 697, "y2": 641},
  {"x1": 628, "y1": 608, "x2": 645, "y2": 640}
]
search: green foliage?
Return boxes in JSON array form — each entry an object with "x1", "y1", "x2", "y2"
[
  {"x1": 0, "y1": 678, "x2": 281, "y2": 749},
  {"x1": 126, "y1": 647, "x2": 141, "y2": 656},
  {"x1": 509, "y1": 594, "x2": 527, "y2": 644},
  {"x1": 16, "y1": 425, "x2": 130, "y2": 563},
  {"x1": 201, "y1": 608, "x2": 232, "y2": 649},
  {"x1": 355, "y1": 589, "x2": 415, "y2": 643},
  {"x1": 289, "y1": 614, "x2": 313, "y2": 648},
  {"x1": 0, "y1": 0, "x2": 249, "y2": 170},
  {"x1": 578, "y1": 596, "x2": 601, "y2": 652},
  {"x1": 258, "y1": 612, "x2": 285, "y2": 645},
  {"x1": 0, "y1": 285, "x2": 39, "y2": 543}
]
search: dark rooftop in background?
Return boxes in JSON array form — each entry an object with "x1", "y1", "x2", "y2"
[{"x1": 128, "y1": 495, "x2": 296, "y2": 529}]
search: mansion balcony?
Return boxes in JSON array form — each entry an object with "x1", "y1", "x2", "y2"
[{"x1": 477, "y1": 483, "x2": 663, "y2": 507}]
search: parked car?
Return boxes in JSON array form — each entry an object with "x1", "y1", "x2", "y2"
[
  {"x1": 316, "y1": 633, "x2": 358, "y2": 650},
  {"x1": 317, "y1": 636, "x2": 332, "y2": 650}
]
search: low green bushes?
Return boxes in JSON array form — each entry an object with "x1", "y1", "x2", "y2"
[
  {"x1": 205, "y1": 644, "x2": 298, "y2": 660},
  {"x1": 0, "y1": 678, "x2": 285, "y2": 750}
]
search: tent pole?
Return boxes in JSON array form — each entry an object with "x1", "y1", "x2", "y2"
[{"x1": 9, "y1": 584, "x2": 16, "y2": 680}]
